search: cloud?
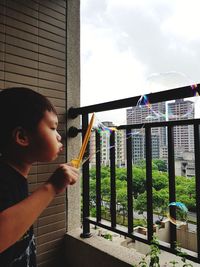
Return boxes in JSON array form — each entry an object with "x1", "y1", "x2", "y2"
[
  {"x1": 81, "y1": 0, "x2": 200, "y2": 123},
  {"x1": 161, "y1": 0, "x2": 200, "y2": 42},
  {"x1": 81, "y1": 22, "x2": 147, "y2": 106}
]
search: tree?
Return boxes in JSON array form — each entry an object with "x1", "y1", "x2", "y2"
[
  {"x1": 134, "y1": 189, "x2": 169, "y2": 221},
  {"x1": 152, "y1": 171, "x2": 168, "y2": 191},
  {"x1": 176, "y1": 176, "x2": 196, "y2": 211},
  {"x1": 134, "y1": 192, "x2": 147, "y2": 217},
  {"x1": 89, "y1": 167, "x2": 97, "y2": 180},
  {"x1": 116, "y1": 187, "x2": 128, "y2": 224},
  {"x1": 135, "y1": 159, "x2": 146, "y2": 169},
  {"x1": 152, "y1": 189, "x2": 169, "y2": 220},
  {"x1": 89, "y1": 166, "x2": 196, "y2": 226},
  {"x1": 101, "y1": 177, "x2": 111, "y2": 202},
  {"x1": 89, "y1": 178, "x2": 97, "y2": 206},
  {"x1": 133, "y1": 167, "x2": 146, "y2": 197},
  {"x1": 116, "y1": 167, "x2": 127, "y2": 181},
  {"x1": 152, "y1": 159, "x2": 167, "y2": 172}
]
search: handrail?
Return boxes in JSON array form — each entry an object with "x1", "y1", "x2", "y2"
[{"x1": 68, "y1": 84, "x2": 200, "y2": 118}]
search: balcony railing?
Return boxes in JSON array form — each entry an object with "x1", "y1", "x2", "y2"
[{"x1": 68, "y1": 84, "x2": 200, "y2": 263}]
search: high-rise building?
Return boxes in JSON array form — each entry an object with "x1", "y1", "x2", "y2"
[
  {"x1": 130, "y1": 133, "x2": 160, "y2": 163},
  {"x1": 126, "y1": 102, "x2": 166, "y2": 163},
  {"x1": 89, "y1": 121, "x2": 125, "y2": 167},
  {"x1": 168, "y1": 99, "x2": 194, "y2": 153},
  {"x1": 126, "y1": 99, "x2": 195, "y2": 163}
]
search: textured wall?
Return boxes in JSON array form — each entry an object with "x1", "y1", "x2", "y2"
[{"x1": 0, "y1": 0, "x2": 80, "y2": 266}]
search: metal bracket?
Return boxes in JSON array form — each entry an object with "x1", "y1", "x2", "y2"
[
  {"x1": 68, "y1": 126, "x2": 79, "y2": 137},
  {"x1": 68, "y1": 107, "x2": 78, "y2": 119}
]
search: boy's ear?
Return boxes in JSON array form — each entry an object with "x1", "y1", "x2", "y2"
[{"x1": 12, "y1": 127, "x2": 30, "y2": 147}]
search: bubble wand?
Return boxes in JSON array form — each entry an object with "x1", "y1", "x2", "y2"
[{"x1": 71, "y1": 113, "x2": 95, "y2": 168}]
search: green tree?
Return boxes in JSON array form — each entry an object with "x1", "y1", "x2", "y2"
[
  {"x1": 134, "y1": 192, "x2": 147, "y2": 217},
  {"x1": 152, "y1": 171, "x2": 168, "y2": 191},
  {"x1": 152, "y1": 159, "x2": 167, "y2": 172},
  {"x1": 89, "y1": 167, "x2": 97, "y2": 179},
  {"x1": 89, "y1": 178, "x2": 96, "y2": 206},
  {"x1": 152, "y1": 189, "x2": 169, "y2": 220},
  {"x1": 176, "y1": 176, "x2": 196, "y2": 211},
  {"x1": 101, "y1": 167, "x2": 110, "y2": 178},
  {"x1": 116, "y1": 187, "x2": 128, "y2": 224},
  {"x1": 101, "y1": 177, "x2": 111, "y2": 202},
  {"x1": 135, "y1": 189, "x2": 169, "y2": 221},
  {"x1": 116, "y1": 167, "x2": 127, "y2": 181},
  {"x1": 133, "y1": 167, "x2": 146, "y2": 197}
]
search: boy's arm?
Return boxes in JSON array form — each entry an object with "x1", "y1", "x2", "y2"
[{"x1": 0, "y1": 163, "x2": 79, "y2": 253}]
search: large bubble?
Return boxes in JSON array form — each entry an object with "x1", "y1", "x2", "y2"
[
  {"x1": 145, "y1": 71, "x2": 193, "y2": 93},
  {"x1": 167, "y1": 202, "x2": 188, "y2": 227},
  {"x1": 136, "y1": 71, "x2": 199, "y2": 120}
]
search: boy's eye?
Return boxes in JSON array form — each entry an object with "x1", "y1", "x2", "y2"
[{"x1": 51, "y1": 127, "x2": 56, "y2": 130}]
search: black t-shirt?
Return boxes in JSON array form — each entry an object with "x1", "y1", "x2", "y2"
[{"x1": 0, "y1": 162, "x2": 37, "y2": 267}]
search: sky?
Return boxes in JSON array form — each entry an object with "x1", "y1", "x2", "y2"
[{"x1": 80, "y1": 0, "x2": 200, "y2": 124}]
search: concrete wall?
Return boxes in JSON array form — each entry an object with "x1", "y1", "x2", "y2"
[
  {"x1": 65, "y1": 228, "x2": 143, "y2": 267},
  {"x1": 177, "y1": 225, "x2": 197, "y2": 252},
  {"x1": 66, "y1": 0, "x2": 81, "y2": 232},
  {"x1": 134, "y1": 220, "x2": 197, "y2": 255}
]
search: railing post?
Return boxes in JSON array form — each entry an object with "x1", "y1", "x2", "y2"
[
  {"x1": 110, "y1": 131, "x2": 116, "y2": 228},
  {"x1": 168, "y1": 125, "x2": 177, "y2": 249},
  {"x1": 145, "y1": 126, "x2": 154, "y2": 242},
  {"x1": 96, "y1": 131, "x2": 101, "y2": 222},
  {"x1": 194, "y1": 123, "x2": 200, "y2": 259},
  {"x1": 126, "y1": 129, "x2": 133, "y2": 234},
  {"x1": 81, "y1": 114, "x2": 92, "y2": 238}
]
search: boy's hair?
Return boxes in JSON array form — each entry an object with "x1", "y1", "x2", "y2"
[{"x1": 0, "y1": 87, "x2": 57, "y2": 154}]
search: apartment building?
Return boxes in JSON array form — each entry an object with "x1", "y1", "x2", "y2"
[
  {"x1": 89, "y1": 121, "x2": 125, "y2": 167},
  {"x1": 126, "y1": 99, "x2": 195, "y2": 163}
]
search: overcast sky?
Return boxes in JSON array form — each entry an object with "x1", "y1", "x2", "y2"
[{"x1": 80, "y1": 0, "x2": 200, "y2": 124}]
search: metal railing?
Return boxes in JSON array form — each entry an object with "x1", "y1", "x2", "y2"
[{"x1": 68, "y1": 84, "x2": 200, "y2": 263}]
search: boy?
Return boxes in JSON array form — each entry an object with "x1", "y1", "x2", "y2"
[{"x1": 0, "y1": 87, "x2": 80, "y2": 267}]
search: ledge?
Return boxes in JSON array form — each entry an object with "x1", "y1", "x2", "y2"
[
  {"x1": 64, "y1": 227, "x2": 199, "y2": 267},
  {"x1": 64, "y1": 228, "x2": 142, "y2": 267}
]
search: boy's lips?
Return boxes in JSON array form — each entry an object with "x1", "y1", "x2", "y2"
[{"x1": 59, "y1": 145, "x2": 64, "y2": 152}]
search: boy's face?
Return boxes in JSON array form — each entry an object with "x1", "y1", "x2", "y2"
[{"x1": 29, "y1": 111, "x2": 63, "y2": 162}]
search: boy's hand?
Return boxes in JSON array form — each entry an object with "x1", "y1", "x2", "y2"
[{"x1": 47, "y1": 163, "x2": 80, "y2": 195}]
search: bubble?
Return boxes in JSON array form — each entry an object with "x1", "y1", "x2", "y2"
[
  {"x1": 134, "y1": 94, "x2": 166, "y2": 121},
  {"x1": 191, "y1": 83, "x2": 199, "y2": 96},
  {"x1": 79, "y1": 114, "x2": 119, "y2": 167},
  {"x1": 146, "y1": 71, "x2": 192, "y2": 93},
  {"x1": 135, "y1": 71, "x2": 199, "y2": 121},
  {"x1": 167, "y1": 202, "x2": 188, "y2": 226},
  {"x1": 137, "y1": 94, "x2": 152, "y2": 109},
  {"x1": 82, "y1": 150, "x2": 100, "y2": 166},
  {"x1": 93, "y1": 115, "x2": 118, "y2": 133}
]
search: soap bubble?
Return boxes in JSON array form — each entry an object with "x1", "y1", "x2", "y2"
[
  {"x1": 146, "y1": 71, "x2": 192, "y2": 93},
  {"x1": 136, "y1": 72, "x2": 199, "y2": 121},
  {"x1": 167, "y1": 202, "x2": 188, "y2": 226}
]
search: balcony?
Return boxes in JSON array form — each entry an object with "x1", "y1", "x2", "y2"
[{"x1": 67, "y1": 84, "x2": 200, "y2": 267}]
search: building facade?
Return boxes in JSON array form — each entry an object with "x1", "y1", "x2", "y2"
[
  {"x1": 126, "y1": 102, "x2": 166, "y2": 163},
  {"x1": 168, "y1": 99, "x2": 194, "y2": 154},
  {"x1": 126, "y1": 99, "x2": 195, "y2": 163},
  {"x1": 89, "y1": 121, "x2": 125, "y2": 167}
]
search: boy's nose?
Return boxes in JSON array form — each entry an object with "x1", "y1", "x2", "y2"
[{"x1": 57, "y1": 132, "x2": 62, "y2": 141}]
